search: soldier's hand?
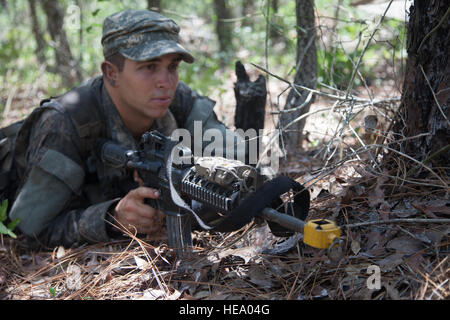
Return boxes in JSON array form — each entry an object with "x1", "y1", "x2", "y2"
[{"x1": 113, "y1": 186, "x2": 165, "y2": 235}]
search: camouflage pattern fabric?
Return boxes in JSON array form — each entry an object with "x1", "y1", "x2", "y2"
[{"x1": 102, "y1": 10, "x2": 194, "y2": 63}]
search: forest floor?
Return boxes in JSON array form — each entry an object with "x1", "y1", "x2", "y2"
[{"x1": 0, "y1": 67, "x2": 449, "y2": 301}]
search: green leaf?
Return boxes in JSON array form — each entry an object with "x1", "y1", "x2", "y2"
[
  {"x1": 7, "y1": 217, "x2": 20, "y2": 231},
  {"x1": 0, "y1": 221, "x2": 17, "y2": 239},
  {"x1": 0, "y1": 199, "x2": 8, "y2": 222},
  {"x1": 49, "y1": 287, "x2": 56, "y2": 297}
]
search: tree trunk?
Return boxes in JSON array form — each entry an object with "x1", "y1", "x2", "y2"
[
  {"x1": 278, "y1": 0, "x2": 317, "y2": 152},
  {"x1": 393, "y1": 0, "x2": 449, "y2": 168},
  {"x1": 270, "y1": 0, "x2": 282, "y2": 42},
  {"x1": 0, "y1": 0, "x2": 8, "y2": 13},
  {"x1": 242, "y1": 0, "x2": 254, "y2": 27},
  {"x1": 41, "y1": 0, "x2": 82, "y2": 88},
  {"x1": 213, "y1": 0, "x2": 233, "y2": 67},
  {"x1": 75, "y1": 0, "x2": 84, "y2": 67},
  {"x1": 234, "y1": 61, "x2": 267, "y2": 164},
  {"x1": 28, "y1": 0, "x2": 47, "y2": 67}
]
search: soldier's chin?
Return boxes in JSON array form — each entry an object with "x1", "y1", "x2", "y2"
[{"x1": 150, "y1": 107, "x2": 169, "y2": 119}]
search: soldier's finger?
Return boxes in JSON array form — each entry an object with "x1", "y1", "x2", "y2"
[
  {"x1": 147, "y1": 209, "x2": 164, "y2": 227},
  {"x1": 129, "y1": 186, "x2": 160, "y2": 200},
  {"x1": 134, "y1": 214, "x2": 164, "y2": 233},
  {"x1": 133, "y1": 170, "x2": 145, "y2": 187},
  {"x1": 146, "y1": 216, "x2": 165, "y2": 234},
  {"x1": 155, "y1": 209, "x2": 165, "y2": 221},
  {"x1": 133, "y1": 201, "x2": 164, "y2": 222}
]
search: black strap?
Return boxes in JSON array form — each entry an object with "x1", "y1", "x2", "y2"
[
  {"x1": 58, "y1": 83, "x2": 103, "y2": 139},
  {"x1": 210, "y1": 175, "x2": 309, "y2": 234},
  {"x1": 0, "y1": 171, "x2": 10, "y2": 190},
  {"x1": 0, "y1": 120, "x2": 24, "y2": 140}
]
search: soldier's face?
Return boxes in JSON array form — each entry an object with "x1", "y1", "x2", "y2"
[{"x1": 116, "y1": 53, "x2": 181, "y2": 122}]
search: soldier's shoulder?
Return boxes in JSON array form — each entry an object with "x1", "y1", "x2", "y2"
[
  {"x1": 37, "y1": 103, "x2": 71, "y2": 123},
  {"x1": 31, "y1": 105, "x2": 77, "y2": 137}
]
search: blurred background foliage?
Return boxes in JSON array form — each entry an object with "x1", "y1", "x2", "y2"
[{"x1": 0, "y1": 0, "x2": 407, "y2": 114}]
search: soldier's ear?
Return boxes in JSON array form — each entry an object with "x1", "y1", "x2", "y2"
[{"x1": 101, "y1": 61, "x2": 119, "y2": 87}]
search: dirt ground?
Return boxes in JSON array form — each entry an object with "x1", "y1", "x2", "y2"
[
  {"x1": 1, "y1": 165, "x2": 448, "y2": 300},
  {"x1": 0, "y1": 67, "x2": 449, "y2": 300}
]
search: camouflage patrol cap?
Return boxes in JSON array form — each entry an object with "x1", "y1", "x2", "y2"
[{"x1": 101, "y1": 10, "x2": 194, "y2": 63}]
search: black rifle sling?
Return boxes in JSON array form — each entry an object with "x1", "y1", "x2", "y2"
[
  {"x1": 54, "y1": 80, "x2": 104, "y2": 158},
  {"x1": 210, "y1": 175, "x2": 310, "y2": 233}
]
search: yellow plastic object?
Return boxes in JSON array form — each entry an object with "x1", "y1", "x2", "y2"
[{"x1": 303, "y1": 219, "x2": 341, "y2": 249}]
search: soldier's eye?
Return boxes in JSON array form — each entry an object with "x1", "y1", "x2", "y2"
[{"x1": 169, "y1": 62, "x2": 179, "y2": 72}]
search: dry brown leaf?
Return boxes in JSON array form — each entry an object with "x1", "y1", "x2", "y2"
[
  {"x1": 310, "y1": 286, "x2": 329, "y2": 299},
  {"x1": 351, "y1": 240, "x2": 361, "y2": 255},
  {"x1": 385, "y1": 282, "x2": 401, "y2": 300},
  {"x1": 19, "y1": 254, "x2": 50, "y2": 273},
  {"x1": 378, "y1": 201, "x2": 391, "y2": 220},
  {"x1": 0, "y1": 266, "x2": 6, "y2": 287},
  {"x1": 65, "y1": 264, "x2": 82, "y2": 291},
  {"x1": 423, "y1": 226, "x2": 450, "y2": 245},
  {"x1": 56, "y1": 246, "x2": 66, "y2": 259},
  {"x1": 386, "y1": 236, "x2": 423, "y2": 255},
  {"x1": 377, "y1": 236, "x2": 424, "y2": 271},
  {"x1": 139, "y1": 288, "x2": 166, "y2": 300},
  {"x1": 247, "y1": 265, "x2": 273, "y2": 289},
  {"x1": 133, "y1": 255, "x2": 149, "y2": 270},
  {"x1": 193, "y1": 290, "x2": 211, "y2": 299},
  {"x1": 367, "y1": 184, "x2": 385, "y2": 208},
  {"x1": 412, "y1": 200, "x2": 450, "y2": 218},
  {"x1": 405, "y1": 252, "x2": 425, "y2": 271},
  {"x1": 218, "y1": 246, "x2": 259, "y2": 264},
  {"x1": 205, "y1": 291, "x2": 231, "y2": 300},
  {"x1": 377, "y1": 253, "x2": 404, "y2": 271},
  {"x1": 367, "y1": 173, "x2": 390, "y2": 212},
  {"x1": 366, "y1": 230, "x2": 381, "y2": 250},
  {"x1": 391, "y1": 200, "x2": 419, "y2": 218}
]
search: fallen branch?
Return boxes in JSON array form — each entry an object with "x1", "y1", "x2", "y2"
[
  {"x1": 251, "y1": 62, "x2": 400, "y2": 105},
  {"x1": 343, "y1": 218, "x2": 450, "y2": 229}
]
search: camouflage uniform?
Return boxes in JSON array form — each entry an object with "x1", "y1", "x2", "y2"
[{"x1": 8, "y1": 10, "x2": 244, "y2": 248}]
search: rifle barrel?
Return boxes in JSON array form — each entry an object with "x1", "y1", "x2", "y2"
[{"x1": 261, "y1": 207, "x2": 305, "y2": 233}]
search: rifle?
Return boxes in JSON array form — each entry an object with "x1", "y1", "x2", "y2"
[{"x1": 97, "y1": 130, "x2": 340, "y2": 257}]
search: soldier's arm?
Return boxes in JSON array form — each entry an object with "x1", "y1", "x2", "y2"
[{"x1": 9, "y1": 109, "x2": 121, "y2": 247}]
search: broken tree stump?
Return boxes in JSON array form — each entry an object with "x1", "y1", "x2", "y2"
[
  {"x1": 234, "y1": 61, "x2": 267, "y2": 132},
  {"x1": 233, "y1": 61, "x2": 267, "y2": 163}
]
